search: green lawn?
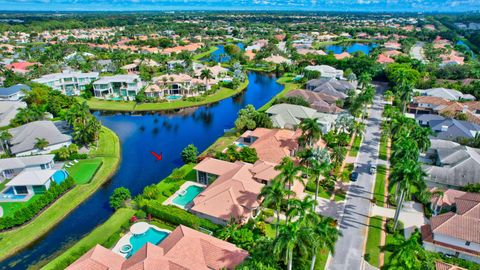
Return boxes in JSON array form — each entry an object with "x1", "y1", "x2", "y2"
[
  {"x1": 0, "y1": 178, "x2": 9, "y2": 191},
  {"x1": 66, "y1": 158, "x2": 103, "y2": 184},
  {"x1": 379, "y1": 135, "x2": 388, "y2": 161},
  {"x1": 365, "y1": 216, "x2": 383, "y2": 267},
  {"x1": 201, "y1": 132, "x2": 239, "y2": 156},
  {"x1": 0, "y1": 127, "x2": 121, "y2": 262},
  {"x1": 41, "y1": 208, "x2": 136, "y2": 270},
  {"x1": 192, "y1": 46, "x2": 218, "y2": 60},
  {"x1": 155, "y1": 163, "x2": 197, "y2": 203},
  {"x1": 373, "y1": 165, "x2": 387, "y2": 207},
  {"x1": 349, "y1": 134, "x2": 362, "y2": 157},
  {"x1": 258, "y1": 75, "x2": 301, "y2": 111},
  {"x1": 84, "y1": 80, "x2": 249, "y2": 112},
  {"x1": 0, "y1": 195, "x2": 40, "y2": 217},
  {"x1": 341, "y1": 163, "x2": 354, "y2": 182}
]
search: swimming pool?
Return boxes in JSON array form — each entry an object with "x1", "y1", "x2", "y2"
[
  {"x1": 234, "y1": 141, "x2": 248, "y2": 148},
  {"x1": 172, "y1": 185, "x2": 204, "y2": 207},
  {"x1": 166, "y1": 95, "x2": 183, "y2": 101},
  {"x1": 0, "y1": 187, "x2": 27, "y2": 200},
  {"x1": 52, "y1": 170, "x2": 69, "y2": 184},
  {"x1": 127, "y1": 228, "x2": 169, "y2": 257}
]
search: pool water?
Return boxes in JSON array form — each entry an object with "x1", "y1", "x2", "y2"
[
  {"x1": 234, "y1": 141, "x2": 247, "y2": 148},
  {"x1": 166, "y1": 95, "x2": 182, "y2": 100},
  {"x1": 0, "y1": 187, "x2": 27, "y2": 200},
  {"x1": 128, "y1": 228, "x2": 169, "y2": 257},
  {"x1": 52, "y1": 170, "x2": 68, "y2": 184},
  {"x1": 172, "y1": 185, "x2": 204, "y2": 207},
  {"x1": 326, "y1": 43, "x2": 377, "y2": 55}
]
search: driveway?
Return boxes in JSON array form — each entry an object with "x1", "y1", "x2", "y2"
[
  {"x1": 371, "y1": 202, "x2": 427, "y2": 238},
  {"x1": 410, "y1": 42, "x2": 427, "y2": 63},
  {"x1": 327, "y1": 83, "x2": 386, "y2": 270}
]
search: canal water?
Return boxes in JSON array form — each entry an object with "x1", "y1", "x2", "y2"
[
  {"x1": 326, "y1": 42, "x2": 377, "y2": 55},
  {"x1": 0, "y1": 71, "x2": 283, "y2": 269},
  {"x1": 203, "y1": 43, "x2": 245, "y2": 63}
]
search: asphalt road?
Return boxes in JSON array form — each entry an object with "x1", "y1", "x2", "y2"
[{"x1": 328, "y1": 83, "x2": 386, "y2": 270}]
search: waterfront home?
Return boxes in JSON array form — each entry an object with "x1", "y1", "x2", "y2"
[
  {"x1": 297, "y1": 48, "x2": 326, "y2": 56},
  {"x1": 0, "y1": 101, "x2": 26, "y2": 127},
  {"x1": 422, "y1": 139, "x2": 480, "y2": 188},
  {"x1": 285, "y1": 89, "x2": 342, "y2": 114},
  {"x1": 415, "y1": 88, "x2": 475, "y2": 101},
  {"x1": 7, "y1": 121, "x2": 72, "y2": 156},
  {"x1": 33, "y1": 71, "x2": 99, "y2": 96},
  {"x1": 304, "y1": 65, "x2": 344, "y2": 79},
  {"x1": 93, "y1": 74, "x2": 143, "y2": 99},
  {"x1": 263, "y1": 55, "x2": 292, "y2": 65},
  {"x1": 0, "y1": 154, "x2": 54, "y2": 180},
  {"x1": 266, "y1": 103, "x2": 338, "y2": 133},
  {"x1": 384, "y1": 41, "x2": 402, "y2": 50},
  {"x1": 193, "y1": 63, "x2": 229, "y2": 79},
  {"x1": 0, "y1": 84, "x2": 30, "y2": 101},
  {"x1": 306, "y1": 78, "x2": 357, "y2": 99},
  {"x1": 421, "y1": 193, "x2": 480, "y2": 263},
  {"x1": 191, "y1": 158, "x2": 278, "y2": 225},
  {"x1": 67, "y1": 225, "x2": 248, "y2": 270},
  {"x1": 5, "y1": 169, "x2": 64, "y2": 196},
  {"x1": 238, "y1": 127, "x2": 324, "y2": 164},
  {"x1": 150, "y1": 74, "x2": 208, "y2": 98},
  {"x1": 334, "y1": 52, "x2": 351, "y2": 60}
]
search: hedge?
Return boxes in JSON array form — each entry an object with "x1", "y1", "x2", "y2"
[
  {"x1": 144, "y1": 201, "x2": 221, "y2": 232},
  {"x1": 0, "y1": 177, "x2": 75, "y2": 230}
]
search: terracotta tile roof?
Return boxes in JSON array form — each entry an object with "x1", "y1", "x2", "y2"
[
  {"x1": 285, "y1": 89, "x2": 342, "y2": 114},
  {"x1": 435, "y1": 261, "x2": 467, "y2": 270},
  {"x1": 430, "y1": 189, "x2": 466, "y2": 208},
  {"x1": 413, "y1": 96, "x2": 451, "y2": 106},
  {"x1": 122, "y1": 243, "x2": 186, "y2": 270},
  {"x1": 377, "y1": 54, "x2": 395, "y2": 64},
  {"x1": 241, "y1": 128, "x2": 299, "y2": 164},
  {"x1": 194, "y1": 157, "x2": 241, "y2": 176},
  {"x1": 334, "y1": 52, "x2": 351, "y2": 60},
  {"x1": 66, "y1": 244, "x2": 125, "y2": 270}
]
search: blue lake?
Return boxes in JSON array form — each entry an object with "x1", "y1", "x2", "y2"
[
  {"x1": 326, "y1": 42, "x2": 377, "y2": 55},
  {"x1": 203, "y1": 43, "x2": 245, "y2": 63},
  {"x1": 0, "y1": 71, "x2": 283, "y2": 269},
  {"x1": 456, "y1": 40, "x2": 476, "y2": 59}
]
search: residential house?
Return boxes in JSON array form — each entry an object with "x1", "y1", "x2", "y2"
[
  {"x1": 415, "y1": 88, "x2": 475, "y2": 101},
  {"x1": 7, "y1": 120, "x2": 72, "y2": 156},
  {"x1": 304, "y1": 65, "x2": 344, "y2": 79},
  {"x1": 0, "y1": 154, "x2": 54, "y2": 180},
  {"x1": 306, "y1": 78, "x2": 357, "y2": 100},
  {"x1": 423, "y1": 140, "x2": 480, "y2": 188},
  {"x1": 5, "y1": 169, "x2": 62, "y2": 196},
  {"x1": 191, "y1": 158, "x2": 278, "y2": 225},
  {"x1": 384, "y1": 41, "x2": 402, "y2": 50},
  {"x1": 95, "y1": 59, "x2": 116, "y2": 73},
  {"x1": 377, "y1": 54, "x2": 395, "y2": 64},
  {"x1": 149, "y1": 74, "x2": 207, "y2": 98},
  {"x1": 428, "y1": 118, "x2": 480, "y2": 141},
  {"x1": 6, "y1": 61, "x2": 38, "y2": 74},
  {"x1": 434, "y1": 261, "x2": 466, "y2": 270},
  {"x1": 0, "y1": 84, "x2": 30, "y2": 101},
  {"x1": 33, "y1": 71, "x2": 99, "y2": 96},
  {"x1": 266, "y1": 103, "x2": 338, "y2": 133},
  {"x1": 263, "y1": 55, "x2": 292, "y2": 65},
  {"x1": 93, "y1": 74, "x2": 143, "y2": 99},
  {"x1": 440, "y1": 51, "x2": 465, "y2": 66},
  {"x1": 0, "y1": 101, "x2": 26, "y2": 127},
  {"x1": 167, "y1": 60, "x2": 186, "y2": 70},
  {"x1": 285, "y1": 89, "x2": 342, "y2": 114},
  {"x1": 430, "y1": 188, "x2": 467, "y2": 216},
  {"x1": 421, "y1": 193, "x2": 480, "y2": 263},
  {"x1": 409, "y1": 96, "x2": 480, "y2": 125},
  {"x1": 67, "y1": 225, "x2": 249, "y2": 270},
  {"x1": 334, "y1": 52, "x2": 351, "y2": 60}
]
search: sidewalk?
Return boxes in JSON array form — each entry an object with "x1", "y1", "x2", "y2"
[{"x1": 371, "y1": 202, "x2": 427, "y2": 238}]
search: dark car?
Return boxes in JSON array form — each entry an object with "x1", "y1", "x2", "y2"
[{"x1": 350, "y1": 172, "x2": 359, "y2": 182}]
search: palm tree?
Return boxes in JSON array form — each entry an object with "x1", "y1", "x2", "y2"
[
  {"x1": 34, "y1": 138, "x2": 49, "y2": 151},
  {"x1": 308, "y1": 147, "x2": 331, "y2": 203},
  {"x1": 217, "y1": 217, "x2": 240, "y2": 241},
  {"x1": 411, "y1": 126, "x2": 432, "y2": 152},
  {"x1": 287, "y1": 196, "x2": 317, "y2": 223},
  {"x1": 309, "y1": 216, "x2": 340, "y2": 270},
  {"x1": 331, "y1": 146, "x2": 347, "y2": 168},
  {"x1": 299, "y1": 118, "x2": 321, "y2": 148},
  {"x1": 0, "y1": 131, "x2": 12, "y2": 154},
  {"x1": 274, "y1": 157, "x2": 303, "y2": 207},
  {"x1": 358, "y1": 72, "x2": 372, "y2": 90},
  {"x1": 389, "y1": 159, "x2": 426, "y2": 230},
  {"x1": 273, "y1": 221, "x2": 310, "y2": 270},
  {"x1": 200, "y1": 68, "x2": 213, "y2": 89},
  {"x1": 384, "y1": 231, "x2": 433, "y2": 270},
  {"x1": 259, "y1": 179, "x2": 292, "y2": 238}
]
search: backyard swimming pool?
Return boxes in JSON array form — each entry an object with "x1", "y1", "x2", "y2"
[
  {"x1": 0, "y1": 187, "x2": 27, "y2": 200},
  {"x1": 52, "y1": 170, "x2": 69, "y2": 184},
  {"x1": 172, "y1": 185, "x2": 204, "y2": 207},
  {"x1": 166, "y1": 95, "x2": 183, "y2": 101},
  {"x1": 126, "y1": 228, "x2": 169, "y2": 257}
]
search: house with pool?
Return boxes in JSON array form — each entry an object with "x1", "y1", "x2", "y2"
[
  {"x1": 93, "y1": 74, "x2": 143, "y2": 100},
  {"x1": 66, "y1": 224, "x2": 248, "y2": 270},
  {"x1": 0, "y1": 154, "x2": 55, "y2": 181},
  {"x1": 149, "y1": 73, "x2": 215, "y2": 99},
  {"x1": 1, "y1": 169, "x2": 68, "y2": 202}
]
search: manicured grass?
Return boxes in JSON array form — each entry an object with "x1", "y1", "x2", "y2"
[
  {"x1": 365, "y1": 215, "x2": 383, "y2": 267},
  {"x1": 192, "y1": 46, "x2": 218, "y2": 60},
  {"x1": 155, "y1": 163, "x2": 197, "y2": 203},
  {"x1": 258, "y1": 75, "x2": 301, "y2": 111},
  {"x1": 312, "y1": 38, "x2": 374, "y2": 49},
  {"x1": 66, "y1": 158, "x2": 103, "y2": 184},
  {"x1": 0, "y1": 195, "x2": 40, "y2": 217},
  {"x1": 349, "y1": 134, "x2": 362, "y2": 157},
  {"x1": 373, "y1": 165, "x2": 387, "y2": 207},
  {"x1": 379, "y1": 135, "x2": 388, "y2": 161},
  {"x1": 0, "y1": 178, "x2": 9, "y2": 192},
  {"x1": 41, "y1": 208, "x2": 136, "y2": 270},
  {"x1": 341, "y1": 163, "x2": 354, "y2": 182},
  {"x1": 0, "y1": 127, "x2": 121, "y2": 262},
  {"x1": 201, "y1": 132, "x2": 239, "y2": 156},
  {"x1": 84, "y1": 80, "x2": 249, "y2": 112}
]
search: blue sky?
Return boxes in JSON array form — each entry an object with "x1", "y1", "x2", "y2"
[{"x1": 0, "y1": 0, "x2": 478, "y2": 12}]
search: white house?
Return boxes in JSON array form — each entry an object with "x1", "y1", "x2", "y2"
[
  {"x1": 5, "y1": 169, "x2": 62, "y2": 196},
  {"x1": 93, "y1": 74, "x2": 143, "y2": 99},
  {"x1": 33, "y1": 71, "x2": 99, "y2": 96},
  {"x1": 0, "y1": 154, "x2": 55, "y2": 180},
  {"x1": 0, "y1": 84, "x2": 31, "y2": 101},
  {"x1": 304, "y1": 65, "x2": 344, "y2": 79}
]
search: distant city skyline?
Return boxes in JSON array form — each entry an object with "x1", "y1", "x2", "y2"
[{"x1": 0, "y1": 0, "x2": 479, "y2": 12}]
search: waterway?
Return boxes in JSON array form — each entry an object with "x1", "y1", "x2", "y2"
[
  {"x1": 0, "y1": 71, "x2": 283, "y2": 269},
  {"x1": 326, "y1": 42, "x2": 377, "y2": 55}
]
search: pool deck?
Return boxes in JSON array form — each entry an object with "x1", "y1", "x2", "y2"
[
  {"x1": 162, "y1": 181, "x2": 206, "y2": 210},
  {"x1": 111, "y1": 223, "x2": 171, "y2": 258}
]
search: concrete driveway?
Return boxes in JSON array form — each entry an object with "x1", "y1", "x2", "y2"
[
  {"x1": 371, "y1": 202, "x2": 427, "y2": 238},
  {"x1": 327, "y1": 83, "x2": 386, "y2": 270}
]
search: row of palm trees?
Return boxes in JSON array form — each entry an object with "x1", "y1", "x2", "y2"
[{"x1": 257, "y1": 118, "x2": 340, "y2": 270}]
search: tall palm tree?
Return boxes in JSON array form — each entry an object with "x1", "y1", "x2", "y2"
[
  {"x1": 286, "y1": 196, "x2": 317, "y2": 223},
  {"x1": 273, "y1": 221, "x2": 310, "y2": 270},
  {"x1": 0, "y1": 131, "x2": 12, "y2": 154},
  {"x1": 331, "y1": 146, "x2": 347, "y2": 168},
  {"x1": 384, "y1": 231, "x2": 433, "y2": 270},
  {"x1": 200, "y1": 68, "x2": 213, "y2": 88},
  {"x1": 411, "y1": 126, "x2": 432, "y2": 152},
  {"x1": 389, "y1": 159, "x2": 426, "y2": 230},
  {"x1": 308, "y1": 147, "x2": 331, "y2": 203},
  {"x1": 358, "y1": 72, "x2": 372, "y2": 90},
  {"x1": 34, "y1": 138, "x2": 49, "y2": 151},
  {"x1": 259, "y1": 179, "x2": 292, "y2": 237},
  {"x1": 275, "y1": 157, "x2": 302, "y2": 203},
  {"x1": 299, "y1": 118, "x2": 321, "y2": 148},
  {"x1": 309, "y1": 216, "x2": 340, "y2": 270}
]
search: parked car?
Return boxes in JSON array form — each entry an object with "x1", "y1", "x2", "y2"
[
  {"x1": 369, "y1": 164, "x2": 377, "y2": 174},
  {"x1": 350, "y1": 171, "x2": 359, "y2": 182}
]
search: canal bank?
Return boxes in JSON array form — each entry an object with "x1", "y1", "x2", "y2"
[{"x1": 0, "y1": 71, "x2": 284, "y2": 270}]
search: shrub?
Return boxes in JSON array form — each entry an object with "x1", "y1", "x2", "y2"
[
  {"x1": 0, "y1": 177, "x2": 75, "y2": 230},
  {"x1": 109, "y1": 187, "x2": 131, "y2": 210},
  {"x1": 238, "y1": 147, "x2": 259, "y2": 163},
  {"x1": 181, "y1": 144, "x2": 198, "y2": 164},
  {"x1": 385, "y1": 218, "x2": 404, "y2": 234},
  {"x1": 170, "y1": 168, "x2": 185, "y2": 181},
  {"x1": 136, "y1": 210, "x2": 147, "y2": 220},
  {"x1": 144, "y1": 202, "x2": 220, "y2": 232},
  {"x1": 261, "y1": 208, "x2": 274, "y2": 218}
]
